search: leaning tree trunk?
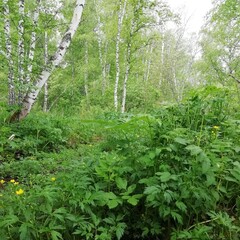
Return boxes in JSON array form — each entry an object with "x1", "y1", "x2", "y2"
[
  {"x1": 3, "y1": 0, "x2": 15, "y2": 105},
  {"x1": 114, "y1": 0, "x2": 127, "y2": 111},
  {"x1": 10, "y1": 0, "x2": 85, "y2": 122}
]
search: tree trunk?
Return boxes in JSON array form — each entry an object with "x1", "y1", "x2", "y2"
[
  {"x1": 17, "y1": 0, "x2": 25, "y2": 104},
  {"x1": 26, "y1": 0, "x2": 40, "y2": 85},
  {"x1": 43, "y1": 31, "x2": 48, "y2": 112},
  {"x1": 121, "y1": 42, "x2": 131, "y2": 113},
  {"x1": 114, "y1": 0, "x2": 127, "y2": 111},
  {"x1": 93, "y1": 0, "x2": 108, "y2": 95},
  {"x1": 159, "y1": 32, "x2": 165, "y2": 87},
  {"x1": 3, "y1": 0, "x2": 15, "y2": 105},
  {"x1": 84, "y1": 41, "x2": 89, "y2": 107},
  {"x1": 121, "y1": 19, "x2": 134, "y2": 113},
  {"x1": 10, "y1": 0, "x2": 85, "y2": 121},
  {"x1": 144, "y1": 44, "x2": 153, "y2": 82}
]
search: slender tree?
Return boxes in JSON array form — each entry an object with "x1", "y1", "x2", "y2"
[
  {"x1": 26, "y1": 0, "x2": 40, "y2": 85},
  {"x1": 10, "y1": 0, "x2": 86, "y2": 121},
  {"x1": 114, "y1": 0, "x2": 127, "y2": 111},
  {"x1": 3, "y1": 0, "x2": 15, "y2": 105}
]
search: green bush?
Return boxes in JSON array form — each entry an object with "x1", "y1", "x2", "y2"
[{"x1": 0, "y1": 90, "x2": 240, "y2": 239}]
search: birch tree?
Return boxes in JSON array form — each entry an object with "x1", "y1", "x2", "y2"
[
  {"x1": 94, "y1": 0, "x2": 109, "y2": 95},
  {"x1": 26, "y1": 0, "x2": 40, "y2": 85},
  {"x1": 120, "y1": 0, "x2": 174, "y2": 112},
  {"x1": 10, "y1": 0, "x2": 86, "y2": 121},
  {"x1": 84, "y1": 41, "x2": 89, "y2": 106},
  {"x1": 114, "y1": 0, "x2": 127, "y2": 111},
  {"x1": 43, "y1": 31, "x2": 48, "y2": 112},
  {"x1": 121, "y1": 19, "x2": 134, "y2": 113},
  {"x1": 17, "y1": 0, "x2": 25, "y2": 104},
  {"x1": 3, "y1": 0, "x2": 15, "y2": 105}
]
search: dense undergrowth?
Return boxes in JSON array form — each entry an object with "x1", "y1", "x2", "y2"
[{"x1": 0, "y1": 87, "x2": 240, "y2": 239}]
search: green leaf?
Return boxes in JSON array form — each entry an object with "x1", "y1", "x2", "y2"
[
  {"x1": 185, "y1": 145, "x2": 202, "y2": 155},
  {"x1": 19, "y1": 223, "x2": 31, "y2": 240},
  {"x1": 127, "y1": 196, "x2": 139, "y2": 206},
  {"x1": 171, "y1": 211, "x2": 183, "y2": 224},
  {"x1": 233, "y1": 146, "x2": 240, "y2": 153},
  {"x1": 105, "y1": 192, "x2": 117, "y2": 200},
  {"x1": 155, "y1": 148, "x2": 162, "y2": 156},
  {"x1": 104, "y1": 217, "x2": 115, "y2": 225},
  {"x1": 0, "y1": 215, "x2": 19, "y2": 228},
  {"x1": 224, "y1": 176, "x2": 239, "y2": 183},
  {"x1": 175, "y1": 201, "x2": 187, "y2": 213},
  {"x1": 174, "y1": 137, "x2": 189, "y2": 145},
  {"x1": 149, "y1": 151, "x2": 155, "y2": 159},
  {"x1": 206, "y1": 174, "x2": 216, "y2": 186},
  {"x1": 116, "y1": 177, "x2": 127, "y2": 190},
  {"x1": 51, "y1": 230, "x2": 63, "y2": 240},
  {"x1": 116, "y1": 223, "x2": 126, "y2": 240},
  {"x1": 202, "y1": 158, "x2": 211, "y2": 174},
  {"x1": 107, "y1": 199, "x2": 119, "y2": 209},
  {"x1": 156, "y1": 172, "x2": 171, "y2": 182},
  {"x1": 126, "y1": 184, "x2": 136, "y2": 194}
]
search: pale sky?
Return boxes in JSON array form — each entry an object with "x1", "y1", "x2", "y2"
[{"x1": 167, "y1": 0, "x2": 213, "y2": 34}]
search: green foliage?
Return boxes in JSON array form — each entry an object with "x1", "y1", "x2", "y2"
[{"x1": 1, "y1": 89, "x2": 240, "y2": 239}]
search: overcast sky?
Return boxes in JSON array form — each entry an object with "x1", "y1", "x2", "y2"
[{"x1": 166, "y1": 0, "x2": 213, "y2": 34}]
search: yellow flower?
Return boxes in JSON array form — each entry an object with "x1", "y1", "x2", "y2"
[
  {"x1": 213, "y1": 126, "x2": 220, "y2": 130},
  {"x1": 16, "y1": 189, "x2": 24, "y2": 195},
  {"x1": 0, "y1": 194, "x2": 3, "y2": 197},
  {"x1": 14, "y1": 182, "x2": 19, "y2": 185},
  {"x1": 10, "y1": 179, "x2": 15, "y2": 183},
  {"x1": 0, "y1": 180, "x2": 5, "y2": 184},
  {"x1": 51, "y1": 177, "x2": 56, "y2": 181}
]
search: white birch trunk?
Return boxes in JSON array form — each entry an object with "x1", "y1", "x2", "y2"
[
  {"x1": 144, "y1": 44, "x2": 153, "y2": 82},
  {"x1": 94, "y1": 5, "x2": 106, "y2": 94},
  {"x1": 84, "y1": 41, "x2": 89, "y2": 106},
  {"x1": 12, "y1": 0, "x2": 85, "y2": 121},
  {"x1": 3, "y1": 0, "x2": 15, "y2": 105},
  {"x1": 102, "y1": 42, "x2": 108, "y2": 94},
  {"x1": 121, "y1": 19, "x2": 135, "y2": 114},
  {"x1": 96, "y1": 25, "x2": 106, "y2": 95},
  {"x1": 114, "y1": 0, "x2": 127, "y2": 111},
  {"x1": 17, "y1": 0, "x2": 25, "y2": 104},
  {"x1": 159, "y1": 33, "x2": 165, "y2": 87},
  {"x1": 43, "y1": 31, "x2": 48, "y2": 112},
  {"x1": 121, "y1": 42, "x2": 131, "y2": 113},
  {"x1": 26, "y1": 0, "x2": 40, "y2": 84}
]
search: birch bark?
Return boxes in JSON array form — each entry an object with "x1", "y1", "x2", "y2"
[
  {"x1": 114, "y1": 0, "x2": 127, "y2": 111},
  {"x1": 84, "y1": 41, "x2": 89, "y2": 106},
  {"x1": 17, "y1": 0, "x2": 25, "y2": 104},
  {"x1": 93, "y1": 0, "x2": 108, "y2": 95},
  {"x1": 3, "y1": 0, "x2": 15, "y2": 105},
  {"x1": 11, "y1": 0, "x2": 85, "y2": 121},
  {"x1": 159, "y1": 33, "x2": 165, "y2": 87},
  {"x1": 43, "y1": 31, "x2": 48, "y2": 112},
  {"x1": 144, "y1": 44, "x2": 153, "y2": 82},
  {"x1": 26, "y1": 0, "x2": 40, "y2": 85},
  {"x1": 121, "y1": 20, "x2": 134, "y2": 113}
]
